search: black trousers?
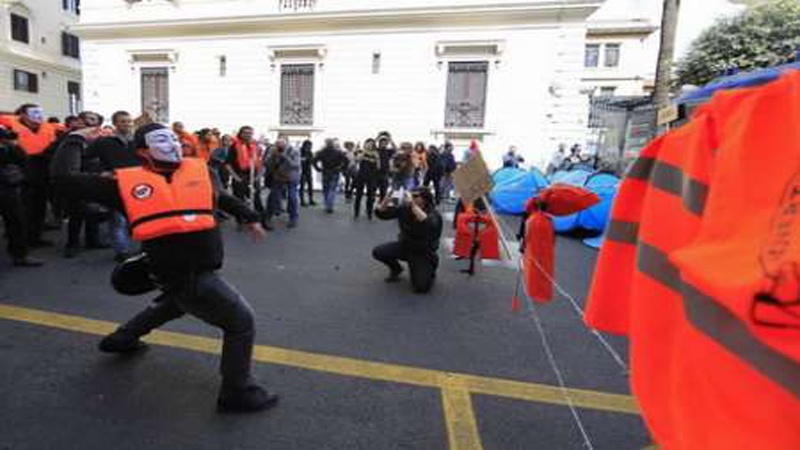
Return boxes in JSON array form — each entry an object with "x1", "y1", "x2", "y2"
[
  {"x1": 353, "y1": 174, "x2": 378, "y2": 219},
  {"x1": 65, "y1": 202, "x2": 101, "y2": 248},
  {"x1": 377, "y1": 173, "x2": 390, "y2": 201},
  {"x1": 0, "y1": 187, "x2": 29, "y2": 259},
  {"x1": 299, "y1": 168, "x2": 314, "y2": 204},
  {"x1": 423, "y1": 173, "x2": 443, "y2": 204},
  {"x1": 23, "y1": 158, "x2": 49, "y2": 244},
  {"x1": 114, "y1": 272, "x2": 256, "y2": 388},
  {"x1": 372, "y1": 241, "x2": 438, "y2": 293},
  {"x1": 232, "y1": 176, "x2": 264, "y2": 214}
]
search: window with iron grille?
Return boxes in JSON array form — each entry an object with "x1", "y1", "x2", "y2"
[
  {"x1": 141, "y1": 67, "x2": 169, "y2": 123},
  {"x1": 63, "y1": 0, "x2": 80, "y2": 14},
  {"x1": 444, "y1": 61, "x2": 488, "y2": 129},
  {"x1": 62, "y1": 32, "x2": 80, "y2": 59},
  {"x1": 11, "y1": 14, "x2": 29, "y2": 44},
  {"x1": 68, "y1": 81, "x2": 81, "y2": 115},
  {"x1": 604, "y1": 43, "x2": 621, "y2": 68},
  {"x1": 13, "y1": 69, "x2": 38, "y2": 93},
  {"x1": 280, "y1": 64, "x2": 315, "y2": 125},
  {"x1": 584, "y1": 44, "x2": 599, "y2": 68}
]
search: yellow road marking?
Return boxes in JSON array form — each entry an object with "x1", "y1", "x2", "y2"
[
  {"x1": 0, "y1": 303, "x2": 640, "y2": 416},
  {"x1": 441, "y1": 375, "x2": 483, "y2": 450}
]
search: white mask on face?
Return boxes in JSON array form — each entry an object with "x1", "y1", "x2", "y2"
[
  {"x1": 26, "y1": 107, "x2": 44, "y2": 124},
  {"x1": 144, "y1": 128, "x2": 182, "y2": 164}
]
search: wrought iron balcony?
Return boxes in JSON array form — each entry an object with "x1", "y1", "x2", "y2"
[{"x1": 279, "y1": 0, "x2": 317, "y2": 12}]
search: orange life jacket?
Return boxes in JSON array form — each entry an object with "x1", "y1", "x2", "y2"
[
  {"x1": 177, "y1": 131, "x2": 200, "y2": 158},
  {"x1": 115, "y1": 159, "x2": 216, "y2": 241},
  {"x1": 453, "y1": 211, "x2": 500, "y2": 260},
  {"x1": 231, "y1": 137, "x2": 262, "y2": 173},
  {"x1": 0, "y1": 115, "x2": 57, "y2": 156},
  {"x1": 586, "y1": 73, "x2": 800, "y2": 449}
]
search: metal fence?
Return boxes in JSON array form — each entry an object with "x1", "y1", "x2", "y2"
[{"x1": 586, "y1": 95, "x2": 658, "y2": 175}]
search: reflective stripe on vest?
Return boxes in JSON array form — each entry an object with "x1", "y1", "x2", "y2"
[
  {"x1": 232, "y1": 138, "x2": 261, "y2": 172},
  {"x1": 116, "y1": 159, "x2": 216, "y2": 241}
]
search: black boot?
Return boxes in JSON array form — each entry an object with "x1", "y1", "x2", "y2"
[
  {"x1": 98, "y1": 331, "x2": 147, "y2": 354},
  {"x1": 384, "y1": 267, "x2": 404, "y2": 283},
  {"x1": 217, "y1": 384, "x2": 279, "y2": 413}
]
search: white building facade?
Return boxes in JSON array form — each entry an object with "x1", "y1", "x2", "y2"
[
  {"x1": 582, "y1": 0, "x2": 660, "y2": 97},
  {"x1": 77, "y1": 0, "x2": 607, "y2": 167},
  {"x1": 0, "y1": 0, "x2": 83, "y2": 117}
]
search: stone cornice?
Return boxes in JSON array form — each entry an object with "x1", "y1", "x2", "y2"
[{"x1": 74, "y1": 1, "x2": 602, "y2": 40}]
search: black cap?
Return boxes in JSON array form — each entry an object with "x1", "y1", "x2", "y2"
[{"x1": 133, "y1": 122, "x2": 167, "y2": 149}]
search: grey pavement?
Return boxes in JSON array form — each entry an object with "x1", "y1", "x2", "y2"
[{"x1": 0, "y1": 198, "x2": 648, "y2": 449}]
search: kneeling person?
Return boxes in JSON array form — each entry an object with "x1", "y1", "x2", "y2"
[
  {"x1": 372, "y1": 188, "x2": 442, "y2": 293},
  {"x1": 59, "y1": 123, "x2": 277, "y2": 413}
]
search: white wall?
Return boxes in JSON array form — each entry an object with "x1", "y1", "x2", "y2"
[
  {"x1": 83, "y1": 23, "x2": 588, "y2": 170},
  {"x1": 0, "y1": 0, "x2": 82, "y2": 116}
]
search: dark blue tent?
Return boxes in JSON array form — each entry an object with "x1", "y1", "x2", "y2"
[
  {"x1": 575, "y1": 172, "x2": 620, "y2": 231},
  {"x1": 677, "y1": 62, "x2": 800, "y2": 106},
  {"x1": 550, "y1": 169, "x2": 592, "y2": 232},
  {"x1": 489, "y1": 168, "x2": 549, "y2": 215},
  {"x1": 492, "y1": 167, "x2": 526, "y2": 186}
]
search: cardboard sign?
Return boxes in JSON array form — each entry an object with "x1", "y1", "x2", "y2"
[
  {"x1": 657, "y1": 104, "x2": 679, "y2": 126},
  {"x1": 453, "y1": 152, "x2": 493, "y2": 205}
]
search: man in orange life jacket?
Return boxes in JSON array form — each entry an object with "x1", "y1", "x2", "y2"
[
  {"x1": 225, "y1": 126, "x2": 265, "y2": 216},
  {"x1": 59, "y1": 123, "x2": 277, "y2": 413},
  {"x1": 1, "y1": 104, "x2": 58, "y2": 246}
]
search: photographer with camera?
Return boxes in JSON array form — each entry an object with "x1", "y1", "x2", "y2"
[
  {"x1": 0, "y1": 127, "x2": 42, "y2": 267},
  {"x1": 372, "y1": 187, "x2": 442, "y2": 293},
  {"x1": 263, "y1": 137, "x2": 301, "y2": 229}
]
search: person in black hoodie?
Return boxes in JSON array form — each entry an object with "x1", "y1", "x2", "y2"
[
  {"x1": 58, "y1": 123, "x2": 277, "y2": 413},
  {"x1": 353, "y1": 138, "x2": 380, "y2": 220},
  {"x1": 0, "y1": 127, "x2": 42, "y2": 267},
  {"x1": 376, "y1": 133, "x2": 396, "y2": 201},
  {"x1": 298, "y1": 139, "x2": 316, "y2": 206},
  {"x1": 313, "y1": 138, "x2": 348, "y2": 213},
  {"x1": 372, "y1": 187, "x2": 442, "y2": 293}
]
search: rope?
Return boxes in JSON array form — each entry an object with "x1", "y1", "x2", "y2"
[{"x1": 492, "y1": 211, "x2": 629, "y2": 373}]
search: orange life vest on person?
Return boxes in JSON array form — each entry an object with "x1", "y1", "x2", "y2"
[
  {"x1": 177, "y1": 131, "x2": 200, "y2": 158},
  {"x1": 115, "y1": 158, "x2": 216, "y2": 241},
  {"x1": 231, "y1": 137, "x2": 262, "y2": 173},
  {"x1": 586, "y1": 73, "x2": 800, "y2": 449},
  {"x1": 0, "y1": 115, "x2": 57, "y2": 156},
  {"x1": 453, "y1": 211, "x2": 500, "y2": 260}
]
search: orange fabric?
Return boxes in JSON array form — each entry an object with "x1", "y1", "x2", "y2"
[
  {"x1": 586, "y1": 72, "x2": 800, "y2": 449},
  {"x1": 195, "y1": 135, "x2": 219, "y2": 161},
  {"x1": 116, "y1": 159, "x2": 216, "y2": 241},
  {"x1": 231, "y1": 137, "x2": 262, "y2": 173},
  {"x1": 453, "y1": 212, "x2": 500, "y2": 260},
  {"x1": 177, "y1": 131, "x2": 200, "y2": 158},
  {"x1": 522, "y1": 186, "x2": 599, "y2": 303},
  {"x1": 1, "y1": 115, "x2": 57, "y2": 156}
]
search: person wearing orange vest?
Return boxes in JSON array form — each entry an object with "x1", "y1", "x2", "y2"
[
  {"x1": 172, "y1": 121, "x2": 200, "y2": 158},
  {"x1": 225, "y1": 125, "x2": 265, "y2": 216},
  {"x1": 586, "y1": 73, "x2": 800, "y2": 449},
  {"x1": 58, "y1": 123, "x2": 278, "y2": 413},
  {"x1": 1, "y1": 104, "x2": 58, "y2": 247}
]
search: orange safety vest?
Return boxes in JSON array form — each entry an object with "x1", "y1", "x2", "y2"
[
  {"x1": 231, "y1": 137, "x2": 262, "y2": 173},
  {"x1": 453, "y1": 211, "x2": 500, "y2": 260},
  {"x1": 0, "y1": 115, "x2": 57, "y2": 156},
  {"x1": 586, "y1": 73, "x2": 800, "y2": 449},
  {"x1": 177, "y1": 131, "x2": 200, "y2": 158},
  {"x1": 116, "y1": 159, "x2": 216, "y2": 241}
]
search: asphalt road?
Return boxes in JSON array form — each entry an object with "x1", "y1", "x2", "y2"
[{"x1": 0, "y1": 199, "x2": 649, "y2": 450}]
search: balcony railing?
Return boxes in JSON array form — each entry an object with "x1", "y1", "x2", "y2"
[{"x1": 278, "y1": 0, "x2": 316, "y2": 12}]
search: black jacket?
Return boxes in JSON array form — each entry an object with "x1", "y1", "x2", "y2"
[
  {"x1": 0, "y1": 143, "x2": 27, "y2": 187},
  {"x1": 87, "y1": 135, "x2": 140, "y2": 171},
  {"x1": 376, "y1": 204, "x2": 443, "y2": 254},
  {"x1": 60, "y1": 163, "x2": 260, "y2": 283},
  {"x1": 313, "y1": 146, "x2": 348, "y2": 175}
]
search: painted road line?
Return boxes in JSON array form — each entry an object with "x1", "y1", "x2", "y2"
[
  {"x1": 441, "y1": 375, "x2": 483, "y2": 450},
  {"x1": 0, "y1": 303, "x2": 639, "y2": 415}
]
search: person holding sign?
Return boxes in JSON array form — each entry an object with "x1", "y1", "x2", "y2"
[{"x1": 372, "y1": 187, "x2": 442, "y2": 293}]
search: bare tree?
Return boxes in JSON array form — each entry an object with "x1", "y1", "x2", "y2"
[{"x1": 653, "y1": 0, "x2": 681, "y2": 106}]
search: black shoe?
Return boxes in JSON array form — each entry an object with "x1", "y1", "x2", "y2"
[
  {"x1": 63, "y1": 246, "x2": 79, "y2": 259},
  {"x1": 114, "y1": 252, "x2": 136, "y2": 263},
  {"x1": 385, "y1": 268, "x2": 404, "y2": 283},
  {"x1": 309, "y1": 201, "x2": 317, "y2": 206},
  {"x1": 12, "y1": 256, "x2": 44, "y2": 267},
  {"x1": 325, "y1": 208, "x2": 334, "y2": 214},
  {"x1": 43, "y1": 222, "x2": 61, "y2": 231},
  {"x1": 261, "y1": 220, "x2": 275, "y2": 231},
  {"x1": 85, "y1": 242, "x2": 111, "y2": 250},
  {"x1": 98, "y1": 332, "x2": 147, "y2": 354},
  {"x1": 217, "y1": 384, "x2": 279, "y2": 413},
  {"x1": 301, "y1": 201, "x2": 307, "y2": 207},
  {"x1": 287, "y1": 221, "x2": 297, "y2": 229}
]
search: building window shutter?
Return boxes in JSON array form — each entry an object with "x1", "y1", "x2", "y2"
[
  {"x1": 280, "y1": 64, "x2": 315, "y2": 125},
  {"x1": 68, "y1": 81, "x2": 81, "y2": 115},
  {"x1": 445, "y1": 61, "x2": 488, "y2": 129},
  {"x1": 584, "y1": 44, "x2": 600, "y2": 68},
  {"x1": 11, "y1": 14, "x2": 29, "y2": 44},
  {"x1": 604, "y1": 44, "x2": 620, "y2": 68},
  {"x1": 61, "y1": 33, "x2": 80, "y2": 59},
  {"x1": 141, "y1": 68, "x2": 169, "y2": 123},
  {"x1": 13, "y1": 69, "x2": 37, "y2": 93}
]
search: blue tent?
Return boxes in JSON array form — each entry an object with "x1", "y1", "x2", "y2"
[
  {"x1": 677, "y1": 62, "x2": 800, "y2": 106},
  {"x1": 492, "y1": 167, "x2": 526, "y2": 186},
  {"x1": 576, "y1": 172, "x2": 621, "y2": 231},
  {"x1": 550, "y1": 169, "x2": 592, "y2": 232},
  {"x1": 489, "y1": 168, "x2": 549, "y2": 215}
]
